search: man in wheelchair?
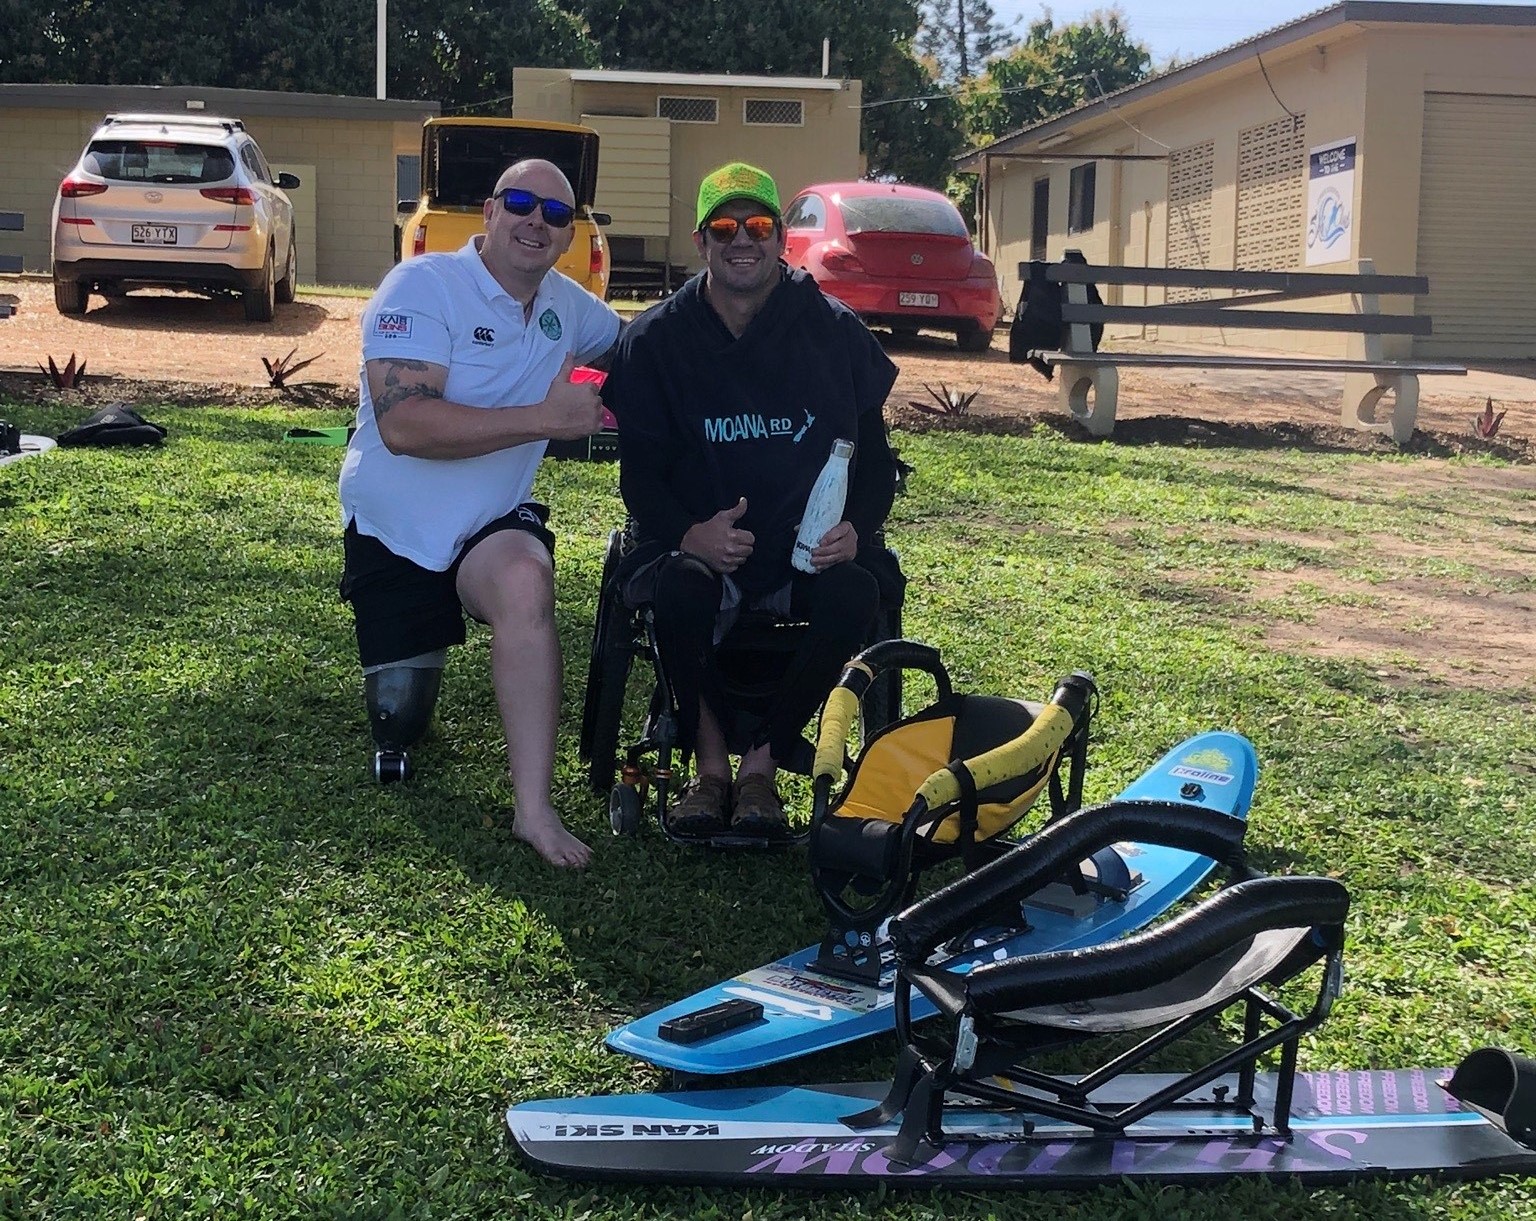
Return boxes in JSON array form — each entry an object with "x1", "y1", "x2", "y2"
[{"x1": 600, "y1": 162, "x2": 903, "y2": 839}]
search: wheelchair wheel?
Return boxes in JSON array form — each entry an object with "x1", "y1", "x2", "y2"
[
  {"x1": 609, "y1": 783, "x2": 643, "y2": 837},
  {"x1": 588, "y1": 631, "x2": 632, "y2": 794},
  {"x1": 585, "y1": 554, "x2": 635, "y2": 793},
  {"x1": 580, "y1": 530, "x2": 627, "y2": 770}
]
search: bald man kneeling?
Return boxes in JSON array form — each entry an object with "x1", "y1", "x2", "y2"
[{"x1": 338, "y1": 159, "x2": 624, "y2": 868}]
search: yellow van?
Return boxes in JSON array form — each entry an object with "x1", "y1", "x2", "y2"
[{"x1": 396, "y1": 117, "x2": 610, "y2": 298}]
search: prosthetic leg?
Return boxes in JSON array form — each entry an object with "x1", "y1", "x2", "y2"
[{"x1": 364, "y1": 650, "x2": 446, "y2": 783}]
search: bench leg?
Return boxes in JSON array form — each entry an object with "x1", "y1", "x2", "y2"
[
  {"x1": 1059, "y1": 364, "x2": 1119, "y2": 437},
  {"x1": 1341, "y1": 370, "x2": 1418, "y2": 446}
]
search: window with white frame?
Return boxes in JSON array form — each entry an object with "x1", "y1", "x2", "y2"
[
  {"x1": 657, "y1": 96, "x2": 718, "y2": 123},
  {"x1": 744, "y1": 98, "x2": 803, "y2": 126}
]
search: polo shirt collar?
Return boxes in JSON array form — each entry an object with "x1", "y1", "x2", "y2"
[{"x1": 461, "y1": 236, "x2": 550, "y2": 316}]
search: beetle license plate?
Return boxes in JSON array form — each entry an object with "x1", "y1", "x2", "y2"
[
  {"x1": 131, "y1": 224, "x2": 177, "y2": 245},
  {"x1": 898, "y1": 291, "x2": 938, "y2": 308}
]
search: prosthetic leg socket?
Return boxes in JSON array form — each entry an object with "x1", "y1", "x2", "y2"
[{"x1": 364, "y1": 652, "x2": 445, "y2": 783}]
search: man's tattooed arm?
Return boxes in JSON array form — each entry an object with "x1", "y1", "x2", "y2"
[{"x1": 368, "y1": 358, "x2": 447, "y2": 419}]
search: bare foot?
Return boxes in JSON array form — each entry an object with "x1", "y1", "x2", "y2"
[{"x1": 511, "y1": 809, "x2": 593, "y2": 868}]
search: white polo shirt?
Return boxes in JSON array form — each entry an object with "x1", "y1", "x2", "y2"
[{"x1": 339, "y1": 237, "x2": 621, "y2": 570}]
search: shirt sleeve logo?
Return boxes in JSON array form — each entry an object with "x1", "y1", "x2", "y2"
[
  {"x1": 538, "y1": 309, "x2": 563, "y2": 341},
  {"x1": 373, "y1": 313, "x2": 413, "y2": 337}
]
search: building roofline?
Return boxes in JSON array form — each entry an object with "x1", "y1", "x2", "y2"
[
  {"x1": 0, "y1": 82, "x2": 438, "y2": 121},
  {"x1": 956, "y1": 1, "x2": 1536, "y2": 169},
  {"x1": 566, "y1": 68, "x2": 848, "y2": 91}
]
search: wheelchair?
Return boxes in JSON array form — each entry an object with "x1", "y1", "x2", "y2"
[{"x1": 578, "y1": 525, "x2": 905, "y2": 846}]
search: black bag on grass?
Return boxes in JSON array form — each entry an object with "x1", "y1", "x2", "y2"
[{"x1": 57, "y1": 403, "x2": 167, "y2": 448}]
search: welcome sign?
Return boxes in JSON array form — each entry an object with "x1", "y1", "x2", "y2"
[{"x1": 1306, "y1": 139, "x2": 1356, "y2": 266}]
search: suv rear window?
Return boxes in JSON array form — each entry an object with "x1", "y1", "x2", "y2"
[
  {"x1": 83, "y1": 140, "x2": 236, "y2": 185},
  {"x1": 431, "y1": 128, "x2": 587, "y2": 208},
  {"x1": 838, "y1": 197, "x2": 968, "y2": 238}
]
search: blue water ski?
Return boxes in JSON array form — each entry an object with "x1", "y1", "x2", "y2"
[
  {"x1": 506, "y1": 1065, "x2": 1536, "y2": 1187},
  {"x1": 606, "y1": 730, "x2": 1257, "y2": 1074}
]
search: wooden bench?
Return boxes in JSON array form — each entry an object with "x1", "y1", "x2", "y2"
[
  {"x1": 1024, "y1": 254, "x2": 1467, "y2": 444},
  {"x1": 0, "y1": 211, "x2": 21, "y2": 319}
]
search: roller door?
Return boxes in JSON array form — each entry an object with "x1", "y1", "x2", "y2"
[{"x1": 1415, "y1": 92, "x2": 1536, "y2": 358}]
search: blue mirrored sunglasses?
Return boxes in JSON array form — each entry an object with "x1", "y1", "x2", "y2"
[{"x1": 500, "y1": 187, "x2": 575, "y2": 229}]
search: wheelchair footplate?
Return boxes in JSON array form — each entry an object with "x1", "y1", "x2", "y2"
[{"x1": 659, "y1": 818, "x2": 809, "y2": 851}]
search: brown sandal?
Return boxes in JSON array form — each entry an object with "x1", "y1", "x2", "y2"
[
  {"x1": 731, "y1": 773, "x2": 789, "y2": 839},
  {"x1": 667, "y1": 774, "x2": 731, "y2": 837}
]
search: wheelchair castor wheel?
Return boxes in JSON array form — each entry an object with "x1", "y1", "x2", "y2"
[
  {"x1": 609, "y1": 783, "x2": 643, "y2": 836},
  {"x1": 374, "y1": 749, "x2": 412, "y2": 784}
]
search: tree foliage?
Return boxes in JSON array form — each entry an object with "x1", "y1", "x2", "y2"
[
  {"x1": 0, "y1": 1, "x2": 1152, "y2": 193},
  {"x1": 570, "y1": 0, "x2": 963, "y2": 185},
  {"x1": 0, "y1": 0, "x2": 597, "y2": 108},
  {"x1": 861, "y1": 50, "x2": 967, "y2": 185},
  {"x1": 392, "y1": 0, "x2": 596, "y2": 113},
  {"x1": 917, "y1": 0, "x2": 1014, "y2": 82},
  {"x1": 962, "y1": 9, "x2": 1151, "y2": 147}
]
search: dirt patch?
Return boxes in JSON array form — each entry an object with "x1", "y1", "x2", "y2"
[
  {"x1": 4, "y1": 274, "x2": 1535, "y2": 687},
  {"x1": 1215, "y1": 568, "x2": 1536, "y2": 691}
]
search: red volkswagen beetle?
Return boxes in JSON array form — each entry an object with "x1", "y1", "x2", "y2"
[{"x1": 781, "y1": 181, "x2": 1001, "y2": 352}]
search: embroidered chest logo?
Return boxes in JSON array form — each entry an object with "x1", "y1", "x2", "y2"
[
  {"x1": 374, "y1": 313, "x2": 412, "y2": 337},
  {"x1": 538, "y1": 309, "x2": 562, "y2": 341},
  {"x1": 472, "y1": 326, "x2": 495, "y2": 346}
]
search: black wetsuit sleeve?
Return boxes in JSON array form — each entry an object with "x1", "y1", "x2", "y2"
[
  {"x1": 847, "y1": 403, "x2": 896, "y2": 544},
  {"x1": 606, "y1": 342, "x2": 702, "y2": 550},
  {"x1": 842, "y1": 312, "x2": 899, "y2": 545},
  {"x1": 618, "y1": 443, "x2": 699, "y2": 550}
]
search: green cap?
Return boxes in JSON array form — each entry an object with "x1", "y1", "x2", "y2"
[{"x1": 696, "y1": 161, "x2": 781, "y2": 229}]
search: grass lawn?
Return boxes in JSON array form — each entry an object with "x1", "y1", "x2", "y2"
[{"x1": 2, "y1": 396, "x2": 1535, "y2": 1219}]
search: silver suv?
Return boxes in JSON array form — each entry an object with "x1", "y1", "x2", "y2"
[{"x1": 50, "y1": 113, "x2": 299, "y2": 322}]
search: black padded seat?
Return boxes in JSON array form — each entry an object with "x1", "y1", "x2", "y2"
[
  {"x1": 890, "y1": 801, "x2": 1251, "y2": 965},
  {"x1": 812, "y1": 697, "x2": 1050, "y2": 880},
  {"x1": 945, "y1": 876, "x2": 1348, "y2": 1022},
  {"x1": 994, "y1": 925, "x2": 1313, "y2": 1033}
]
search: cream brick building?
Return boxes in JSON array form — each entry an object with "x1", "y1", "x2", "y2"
[
  {"x1": 513, "y1": 67, "x2": 863, "y2": 280},
  {"x1": 962, "y1": 1, "x2": 1536, "y2": 359},
  {"x1": 0, "y1": 83, "x2": 436, "y2": 290}
]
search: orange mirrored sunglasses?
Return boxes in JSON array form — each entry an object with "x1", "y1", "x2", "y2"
[{"x1": 702, "y1": 214, "x2": 777, "y2": 242}]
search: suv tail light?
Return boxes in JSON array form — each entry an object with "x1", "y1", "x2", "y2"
[
  {"x1": 412, "y1": 225, "x2": 427, "y2": 258},
  {"x1": 60, "y1": 178, "x2": 108, "y2": 198},
  {"x1": 200, "y1": 186, "x2": 255, "y2": 205},
  {"x1": 589, "y1": 235, "x2": 604, "y2": 277}
]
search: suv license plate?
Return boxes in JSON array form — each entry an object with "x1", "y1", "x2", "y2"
[
  {"x1": 899, "y1": 291, "x2": 938, "y2": 308},
  {"x1": 131, "y1": 224, "x2": 178, "y2": 245}
]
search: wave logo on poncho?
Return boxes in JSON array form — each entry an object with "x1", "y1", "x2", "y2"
[{"x1": 539, "y1": 309, "x2": 562, "y2": 341}]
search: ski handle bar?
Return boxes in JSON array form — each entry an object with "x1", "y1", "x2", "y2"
[{"x1": 813, "y1": 641, "x2": 1095, "y2": 810}]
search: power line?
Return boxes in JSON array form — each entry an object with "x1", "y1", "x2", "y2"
[
  {"x1": 1086, "y1": 69, "x2": 1170, "y2": 150},
  {"x1": 442, "y1": 93, "x2": 513, "y2": 115},
  {"x1": 860, "y1": 70, "x2": 1098, "y2": 110},
  {"x1": 1256, "y1": 53, "x2": 1301, "y2": 121}
]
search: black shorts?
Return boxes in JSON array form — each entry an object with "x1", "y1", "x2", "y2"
[{"x1": 339, "y1": 502, "x2": 555, "y2": 668}]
